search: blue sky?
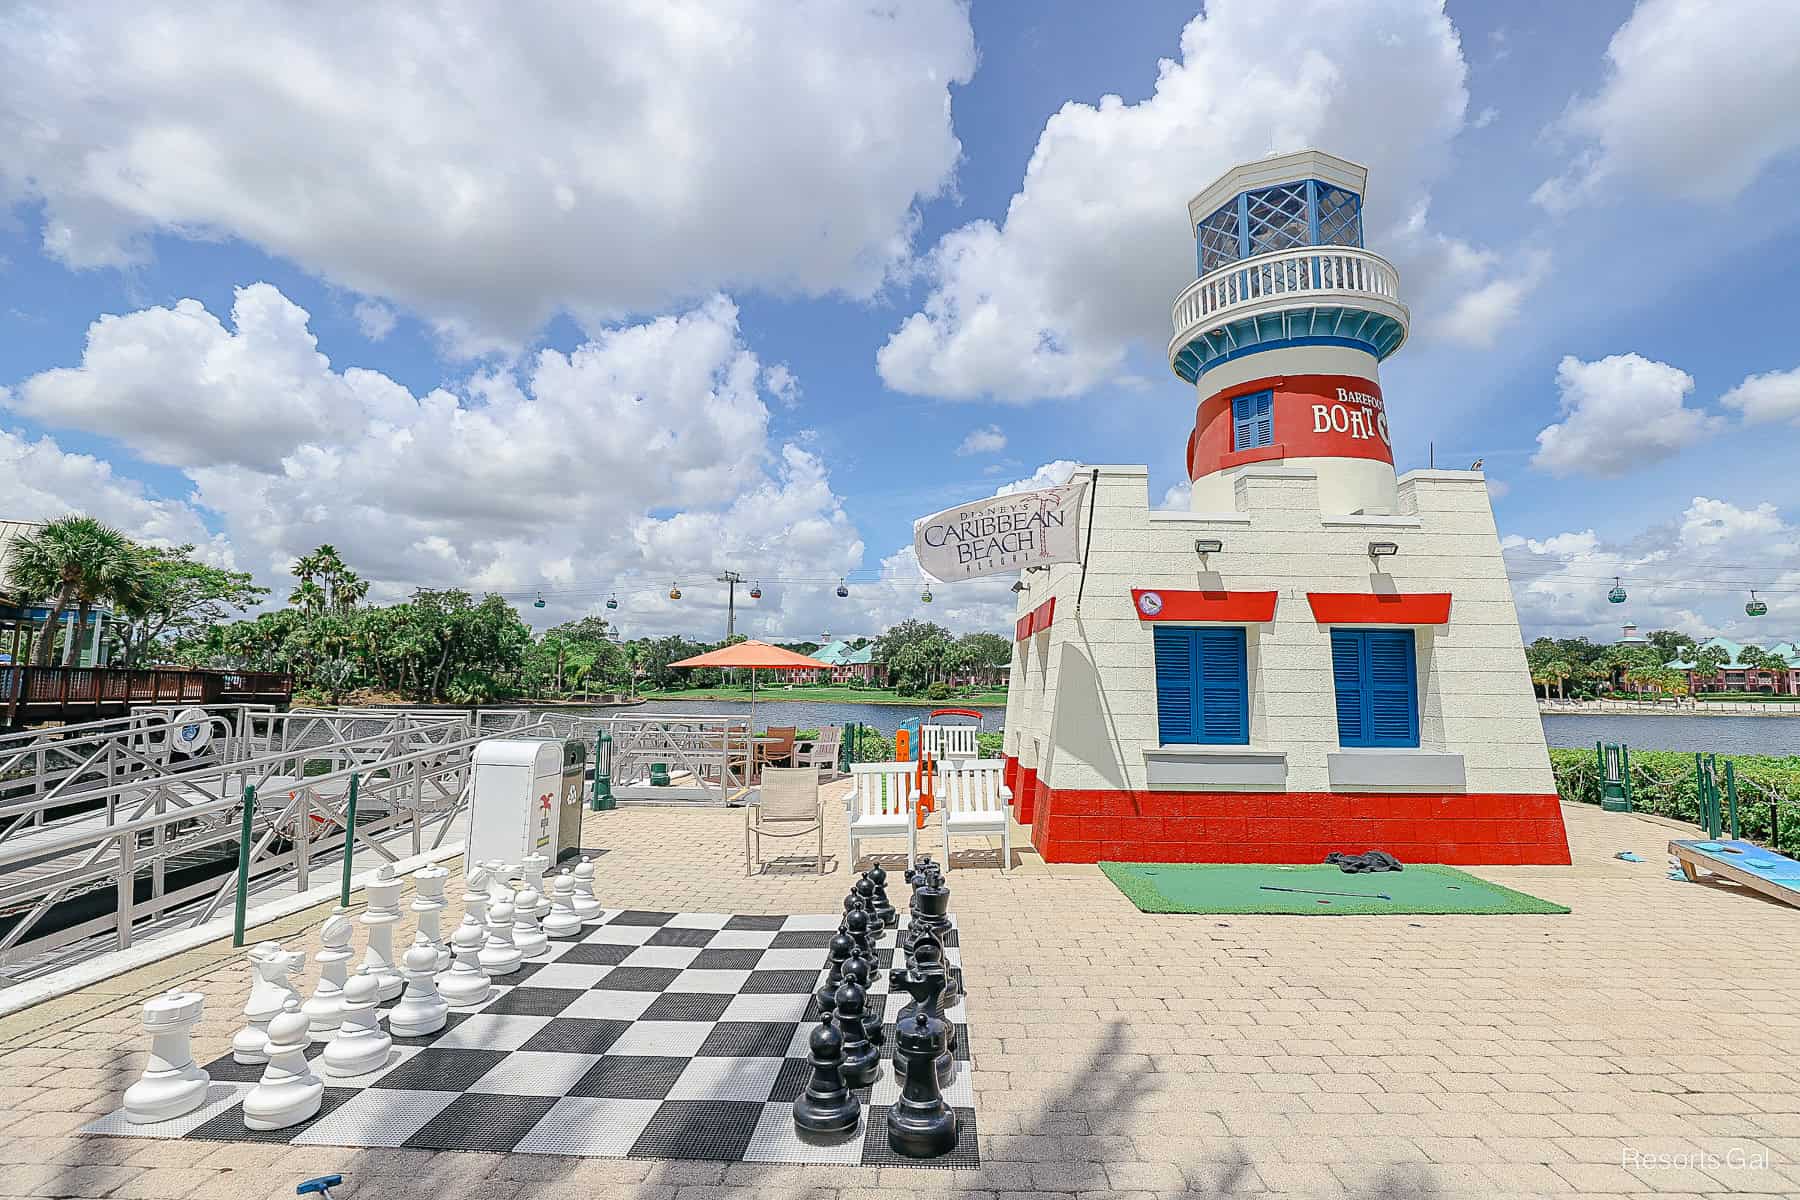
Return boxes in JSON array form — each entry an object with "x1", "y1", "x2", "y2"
[{"x1": 2, "y1": 0, "x2": 1799, "y2": 646}]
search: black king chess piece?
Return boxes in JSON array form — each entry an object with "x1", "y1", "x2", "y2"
[
  {"x1": 868, "y1": 863, "x2": 897, "y2": 928},
  {"x1": 792, "y1": 1009, "x2": 860, "y2": 1136},
  {"x1": 886, "y1": 964, "x2": 958, "y2": 1158},
  {"x1": 834, "y1": 957, "x2": 880, "y2": 1088}
]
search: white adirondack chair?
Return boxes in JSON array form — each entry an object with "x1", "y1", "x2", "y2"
[
  {"x1": 845, "y1": 761, "x2": 918, "y2": 870},
  {"x1": 792, "y1": 726, "x2": 843, "y2": 777},
  {"x1": 935, "y1": 758, "x2": 1012, "y2": 872},
  {"x1": 921, "y1": 723, "x2": 979, "y2": 762}
]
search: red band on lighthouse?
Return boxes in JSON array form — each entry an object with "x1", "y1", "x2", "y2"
[{"x1": 1189, "y1": 373, "x2": 1393, "y2": 481}]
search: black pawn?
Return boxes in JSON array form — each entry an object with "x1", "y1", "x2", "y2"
[
  {"x1": 886, "y1": 969, "x2": 957, "y2": 1159},
  {"x1": 834, "y1": 967, "x2": 880, "y2": 1088},
  {"x1": 823, "y1": 930, "x2": 853, "y2": 992},
  {"x1": 792, "y1": 1020, "x2": 860, "y2": 1136},
  {"x1": 868, "y1": 864, "x2": 897, "y2": 928},
  {"x1": 842, "y1": 951, "x2": 883, "y2": 1048},
  {"x1": 845, "y1": 904, "x2": 875, "y2": 965}
]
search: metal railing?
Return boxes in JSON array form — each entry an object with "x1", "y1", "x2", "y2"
[
  {"x1": 603, "y1": 714, "x2": 755, "y2": 805},
  {"x1": 1169, "y1": 244, "x2": 1406, "y2": 347},
  {"x1": 0, "y1": 716, "x2": 560, "y2": 964}
]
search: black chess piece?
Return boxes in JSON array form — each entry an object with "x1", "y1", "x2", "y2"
[
  {"x1": 868, "y1": 864, "x2": 897, "y2": 928},
  {"x1": 834, "y1": 963, "x2": 880, "y2": 1088},
  {"x1": 885, "y1": 968, "x2": 957, "y2": 1159},
  {"x1": 844, "y1": 903, "x2": 875, "y2": 965},
  {"x1": 792, "y1": 1019, "x2": 861, "y2": 1136},
  {"x1": 823, "y1": 929, "x2": 853, "y2": 992},
  {"x1": 900, "y1": 931, "x2": 957, "y2": 1055},
  {"x1": 908, "y1": 874, "x2": 952, "y2": 969},
  {"x1": 841, "y1": 950, "x2": 883, "y2": 1048}
]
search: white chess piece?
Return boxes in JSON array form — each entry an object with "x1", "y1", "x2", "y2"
[
  {"x1": 389, "y1": 944, "x2": 450, "y2": 1037},
  {"x1": 479, "y1": 901, "x2": 523, "y2": 975},
  {"x1": 486, "y1": 861, "x2": 514, "y2": 909},
  {"x1": 123, "y1": 989, "x2": 210, "y2": 1123},
  {"x1": 357, "y1": 866, "x2": 405, "y2": 1002},
  {"x1": 243, "y1": 998, "x2": 323, "y2": 1130},
  {"x1": 460, "y1": 866, "x2": 491, "y2": 940},
  {"x1": 571, "y1": 856, "x2": 601, "y2": 920},
  {"x1": 521, "y1": 853, "x2": 552, "y2": 919},
  {"x1": 232, "y1": 942, "x2": 304, "y2": 1064},
  {"x1": 438, "y1": 924, "x2": 493, "y2": 1007},
  {"x1": 322, "y1": 975, "x2": 391, "y2": 1078},
  {"x1": 301, "y1": 912, "x2": 354, "y2": 1032},
  {"x1": 511, "y1": 888, "x2": 548, "y2": 960},
  {"x1": 542, "y1": 871, "x2": 582, "y2": 938},
  {"x1": 411, "y1": 863, "x2": 451, "y2": 971}
]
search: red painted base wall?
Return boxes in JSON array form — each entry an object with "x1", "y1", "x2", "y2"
[{"x1": 1025, "y1": 787, "x2": 1570, "y2": 866}]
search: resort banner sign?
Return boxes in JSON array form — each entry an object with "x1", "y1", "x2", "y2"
[{"x1": 913, "y1": 477, "x2": 1090, "y2": 583}]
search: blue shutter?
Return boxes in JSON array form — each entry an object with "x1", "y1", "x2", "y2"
[
  {"x1": 1153, "y1": 627, "x2": 1195, "y2": 743},
  {"x1": 1196, "y1": 628, "x2": 1248, "y2": 744},
  {"x1": 1365, "y1": 630, "x2": 1418, "y2": 746},
  {"x1": 1330, "y1": 630, "x2": 1365, "y2": 744},
  {"x1": 1331, "y1": 629, "x2": 1418, "y2": 748},
  {"x1": 1253, "y1": 391, "x2": 1273, "y2": 446},
  {"x1": 1232, "y1": 395, "x2": 1256, "y2": 451}
]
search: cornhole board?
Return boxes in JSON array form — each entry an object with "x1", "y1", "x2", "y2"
[{"x1": 1669, "y1": 839, "x2": 1800, "y2": 909}]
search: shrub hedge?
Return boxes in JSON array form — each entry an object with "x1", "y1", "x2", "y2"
[{"x1": 1550, "y1": 747, "x2": 1800, "y2": 855}]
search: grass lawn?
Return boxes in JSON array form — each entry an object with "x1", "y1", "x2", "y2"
[
  {"x1": 637, "y1": 683, "x2": 1008, "y2": 706},
  {"x1": 1099, "y1": 861, "x2": 1568, "y2": 916}
]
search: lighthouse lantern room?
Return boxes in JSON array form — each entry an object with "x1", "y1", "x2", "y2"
[{"x1": 1001, "y1": 149, "x2": 1569, "y2": 867}]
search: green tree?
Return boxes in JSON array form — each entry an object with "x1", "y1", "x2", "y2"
[
  {"x1": 3, "y1": 516, "x2": 145, "y2": 665},
  {"x1": 1645, "y1": 629, "x2": 1697, "y2": 665},
  {"x1": 1694, "y1": 644, "x2": 1731, "y2": 692},
  {"x1": 114, "y1": 546, "x2": 268, "y2": 667}
]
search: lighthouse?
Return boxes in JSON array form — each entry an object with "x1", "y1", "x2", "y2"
[{"x1": 1000, "y1": 149, "x2": 1569, "y2": 868}]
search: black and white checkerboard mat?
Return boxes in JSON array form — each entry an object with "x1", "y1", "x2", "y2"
[{"x1": 84, "y1": 909, "x2": 977, "y2": 1167}]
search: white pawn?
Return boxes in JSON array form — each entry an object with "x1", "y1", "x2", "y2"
[
  {"x1": 232, "y1": 942, "x2": 303, "y2": 1064},
  {"x1": 411, "y1": 863, "x2": 451, "y2": 972},
  {"x1": 479, "y1": 901, "x2": 522, "y2": 975},
  {"x1": 389, "y1": 944, "x2": 449, "y2": 1037},
  {"x1": 542, "y1": 871, "x2": 582, "y2": 938},
  {"x1": 438, "y1": 924, "x2": 493, "y2": 1007},
  {"x1": 243, "y1": 998, "x2": 322, "y2": 1131},
  {"x1": 322, "y1": 975, "x2": 391, "y2": 1078},
  {"x1": 521, "y1": 853, "x2": 552, "y2": 919},
  {"x1": 358, "y1": 866, "x2": 405, "y2": 1002},
  {"x1": 302, "y1": 912, "x2": 354, "y2": 1032},
  {"x1": 571, "y1": 856, "x2": 601, "y2": 920},
  {"x1": 511, "y1": 888, "x2": 548, "y2": 960},
  {"x1": 124, "y1": 989, "x2": 210, "y2": 1124}
]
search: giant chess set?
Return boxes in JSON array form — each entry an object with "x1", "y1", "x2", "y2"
[{"x1": 84, "y1": 854, "x2": 978, "y2": 1167}]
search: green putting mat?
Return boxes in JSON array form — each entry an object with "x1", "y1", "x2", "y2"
[{"x1": 1099, "y1": 861, "x2": 1568, "y2": 915}]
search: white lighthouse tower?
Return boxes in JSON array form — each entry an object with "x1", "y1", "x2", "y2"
[
  {"x1": 999, "y1": 149, "x2": 1566, "y2": 868},
  {"x1": 1172, "y1": 150, "x2": 1408, "y2": 515}
]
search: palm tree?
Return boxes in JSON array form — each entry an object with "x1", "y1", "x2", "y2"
[
  {"x1": 3, "y1": 517, "x2": 142, "y2": 666},
  {"x1": 1544, "y1": 658, "x2": 1572, "y2": 701}
]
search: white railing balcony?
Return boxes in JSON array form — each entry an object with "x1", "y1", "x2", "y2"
[{"x1": 1168, "y1": 245, "x2": 1409, "y2": 371}]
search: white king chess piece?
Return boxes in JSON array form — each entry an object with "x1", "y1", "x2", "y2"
[
  {"x1": 570, "y1": 856, "x2": 601, "y2": 920},
  {"x1": 521, "y1": 853, "x2": 552, "y2": 919},
  {"x1": 389, "y1": 943, "x2": 450, "y2": 1037},
  {"x1": 232, "y1": 942, "x2": 303, "y2": 1065},
  {"x1": 243, "y1": 998, "x2": 323, "y2": 1131},
  {"x1": 322, "y1": 974, "x2": 392, "y2": 1078},
  {"x1": 542, "y1": 870, "x2": 583, "y2": 938},
  {"x1": 301, "y1": 912, "x2": 355, "y2": 1032},
  {"x1": 411, "y1": 863, "x2": 451, "y2": 971},
  {"x1": 357, "y1": 866, "x2": 405, "y2": 1002},
  {"x1": 123, "y1": 989, "x2": 211, "y2": 1123},
  {"x1": 438, "y1": 924, "x2": 493, "y2": 1007}
]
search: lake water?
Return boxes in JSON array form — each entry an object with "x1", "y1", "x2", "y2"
[{"x1": 616, "y1": 700, "x2": 1800, "y2": 756}]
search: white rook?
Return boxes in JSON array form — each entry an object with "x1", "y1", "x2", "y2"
[{"x1": 124, "y1": 989, "x2": 210, "y2": 1124}]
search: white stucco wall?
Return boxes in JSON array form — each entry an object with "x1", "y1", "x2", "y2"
[{"x1": 1004, "y1": 463, "x2": 1552, "y2": 796}]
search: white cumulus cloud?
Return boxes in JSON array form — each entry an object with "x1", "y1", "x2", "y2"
[
  {"x1": 876, "y1": 0, "x2": 1535, "y2": 402},
  {"x1": 1530, "y1": 353, "x2": 1721, "y2": 478},
  {"x1": 1720, "y1": 365, "x2": 1800, "y2": 426},
  {"x1": 353, "y1": 300, "x2": 397, "y2": 342},
  {"x1": 0, "y1": 2, "x2": 976, "y2": 348},
  {"x1": 955, "y1": 425, "x2": 1006, "y2": 456},
  {"x1": 1535, "y1": 0, "x2": 1800, "y2": 211}
]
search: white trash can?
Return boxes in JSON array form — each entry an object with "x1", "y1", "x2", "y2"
[{"x1": 467, "y1": 738, "x2": 583, "y2": 866}]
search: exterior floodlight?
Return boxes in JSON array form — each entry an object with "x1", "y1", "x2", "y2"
[
  {"x1": 1367, "y1": 541, "x2": 1399, "y2": 560},
  {"x1": 1195, "y1": 538, "x2": 1223, "y2": 556},
  {"x1": 1010, "y1": 581, "x2": 1027, "y2": 593}
]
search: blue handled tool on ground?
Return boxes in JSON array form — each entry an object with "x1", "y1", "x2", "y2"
[{"x1": 297, "y1": 1176, "x2": 342, "y2": 1199}]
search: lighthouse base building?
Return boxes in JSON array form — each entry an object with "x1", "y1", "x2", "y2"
[{"x1": 1000, "y1": 151, "x2": 1568, "y2": 866}]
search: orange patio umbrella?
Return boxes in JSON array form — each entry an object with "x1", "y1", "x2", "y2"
[{"x1": 668, "y1": 640, "x2": 831, "y2": 740}]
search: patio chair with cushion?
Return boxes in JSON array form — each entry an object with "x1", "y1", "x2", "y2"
[
  {"x1": 793, "y1": 725, "x2": 843, "y2": 777},
  {"x1": 746, "y1": 766, "x2": 825, "y2": 875}
]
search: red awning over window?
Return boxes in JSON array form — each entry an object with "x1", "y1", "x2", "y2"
[
  {"x1": 1305, "y1": 592, "x2": 1451, "y2": 624},
  {"x1": 1015, "y1": 597, "x2": 1056, "y2": 641},
  {"x1": 1129, "y1": 589, "x2": 1278, "y2": 622}
]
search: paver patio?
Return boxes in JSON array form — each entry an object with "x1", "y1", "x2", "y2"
[{"x1": 3, "y1": 787, "x2": 1797, "y2": 1199}]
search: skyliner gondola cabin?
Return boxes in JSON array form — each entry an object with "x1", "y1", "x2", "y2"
[{"x1": 1000, "y1": 150, "x2": 1569, "y2": 866}]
